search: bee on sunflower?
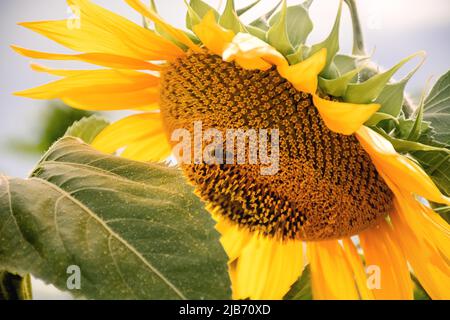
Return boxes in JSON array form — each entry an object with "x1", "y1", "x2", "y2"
[{"x1": 13, "y1": 0, "x2": 450, "y2": 300}]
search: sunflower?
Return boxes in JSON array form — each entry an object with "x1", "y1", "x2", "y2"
[{"x1": 13, "y1": 0, "x2": 450, "y2": 300}]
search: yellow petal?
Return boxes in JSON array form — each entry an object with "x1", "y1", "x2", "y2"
[
  {"x1": 28, "y1": 62, "x2": 159, "y2": 112},
  {"x1": 233, "y1": 234, "x2": 303, "y2": 300},
  {"x1": 12, "y1": 45, "x2": 163, "y2": 71},
  {"x1": 215, "y1": 218, "x2": 252, "y2": 262},
  {"x1": 192, "y1": 10, "x2": 234, "y2": 56},
  {"x1": 61, "y1": 88, "x2": 159, "y2": 111},
  {"x1": 30, "y1": 63, "x2": 86, "y2": 77},
  {"x1": 359, "y1": 221, "x2": 413, "y2": 300},
  {"x1": 223, "y1": 32, "x2": 288, "y2": 71},
  {"x1": 125, "y1": 0, "x2": 201, "y2": 53},
  {"x1": 390, "y1": 195, "x2": 450, "y2": 300},
  {"x1": 356, "y1": 126, "x2": 450, "y2": 205},
  {"x1": 313, "y1": 95, "x2": 380, "y2": 135},
  {"x1": 20, "y1": 0, "x2": 183, "y2": 61},
  {"x1": 120, "y1": 134, "x2": 172, "y2": 162},
  {"x1": 15, "y1": 67, "x2": 160, "y2": 110},
  {"x1": 92, "y1": 112, "x2": 171, "y2": 162},
  {"x1": 341, "y1": 238, "x2": 375, "y2": 300},
  {"x1": 278, "y1": 48, "x2": 327, "y2": 94},
  {"x1": 307, "y1": 240, "x2": 359, "y2": 300}
]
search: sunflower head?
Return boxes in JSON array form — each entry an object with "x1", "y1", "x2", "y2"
[{"x1": 13, "y1": 0, "x2": 450, "y2": 300}]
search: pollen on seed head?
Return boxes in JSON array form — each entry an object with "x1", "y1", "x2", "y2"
[{"x1": 159, "y1": 51, "x2": 394, "y2": 241}]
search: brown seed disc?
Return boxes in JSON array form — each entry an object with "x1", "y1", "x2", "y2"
[{"x1": 160, "y1": 51, "x2": 393, "y2": 241}]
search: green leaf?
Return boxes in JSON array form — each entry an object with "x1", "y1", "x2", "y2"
[
  {"x1": 0, "y1": 272, "x2": 32, "y2": 300},
  {"x1": 266, "y1": 0, "x2": 294, "y2": 56},
  {"x1": 64, "y1": 115, "x2": 109, "y2": 144},
  {"x1": 0, "y1": 137, "x2": 230, "y2": 299},
  {"x1": 236, "y1": 0, "x2": 261, "y2": 16},
  {"x1": 219, "y1": 0, "x2": 246, "y2": 33},
  {"x1": 344, "y1": 51, "x2": 425, "y2": 104},
  {"x1": 249, "y1": 0, "x2": 282, "y2": 31},
  {"x1": 365, "y1": 112, "x2": 399, "y2": 127},
  {"x1": 309, "y1": 0, "x2": 342, "y2": 77},
  {"x1": 185, "y1": 0, "x2": 219, "y2": 30},
  {"x1": 269, "y1": 2, "x2": 313, "y2": 49},
  {"x1": 423, "y1": 70, "x2": 450, "y2": 146},
  {"x1": 283, "y1": 265, "x2": 312, "y2": 300}
]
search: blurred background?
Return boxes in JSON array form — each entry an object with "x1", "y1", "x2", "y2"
[{"x1": 0, "y1": 0, "x2": 449, "y2": 299}]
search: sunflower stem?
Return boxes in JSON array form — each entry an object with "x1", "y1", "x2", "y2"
[{"x1": 344, "y1": 0, "x2": 366, "y2": 56}]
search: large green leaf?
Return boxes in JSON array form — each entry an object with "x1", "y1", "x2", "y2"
[
  {"x1": 0, "y1": 137, "x2": 230, "y2": 299},
  {"x1": 410, "y1": 71, "x2": 450, "y2": 198},
  {"x1": 423, "y1": 70, "x2": 450, "y2": 146},
  {"x1": 412, "y1": 149, "x2": 450, "y2": 196},
  {"x1": 64, "y1": 115, "x2": 109, "y2": 144}
]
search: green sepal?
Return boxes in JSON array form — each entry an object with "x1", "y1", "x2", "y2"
[
  {"x1": 268, "y1": 2, "x2": 313, "y2": 49},
  {"x1": 266, "y1": 0, "x2": 294, "y2": 56},
  {"x1": 375, "y1": 55, "x2": 424, "y2": 117},
  {"x1": 249, "y1": 0, "x2": 282, "y2": 31},
  {"x1": 365, "y1": 112, "x2": 399, "y2": 127},
  {"x1": 344, "y1": 51, "x2": 426, "y2": 104},
  {"x1": 318, "y1": 65, "x2": 364, "y2": 97},
  {"x1": 286, "y1": 45, "x2": 306, "y2": 65},
  {"x1": 407, "y1": 87, "x2": 428, "y2": 141},
  {"x1": 375, "y1": 82, "x2": 408, "y2": 117},
  {"x1": 219, "y1": 0, "x2": 246, "y2": 34},
  {"x1": 185, "y1": 0, "x2": 219, "y2": 30},
  {"x1": 147, "y1": 1, "x2": 190, "y2": 50},
  {"x1": 246, "y1": 24, "x2": 266, "y2": 41},
  {"x1": 396, "y1": 119, "x2": 435, "y2": 145},
  {"x1": 236, "y1": 0, "x2": 261, "y2": 16},
  {"x1": 372, "y1": 127, "x2": 449, "y2": 154},
  {"x1": 302, "y1": 0, "x2": 314, "y2": 9},
  {"x1": 333, "y1": 54, "x2": 358, "y2": 75},
  {"x1": 308, "y1": 0, "x2": 343, "y2": 77}
]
